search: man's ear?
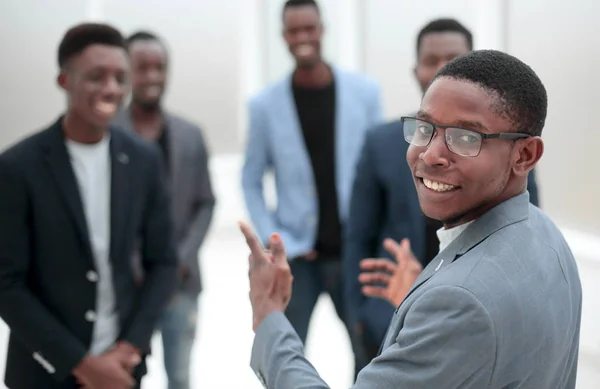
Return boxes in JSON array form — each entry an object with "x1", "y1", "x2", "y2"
[
  {"x1": 513, "y1": 136, "x2": 544, "y2": 177},
  {"x1": 57, "y1": 70, "x2": 68, "y2": 91}
]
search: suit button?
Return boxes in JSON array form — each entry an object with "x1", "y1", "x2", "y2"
[
  {"x1": 85, "y1": 310, "x2": 97, "y2": 322},
  {"x1": 86, "y1": 270, "x2": 99, "y2": 282}
]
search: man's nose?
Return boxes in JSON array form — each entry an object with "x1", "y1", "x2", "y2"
[
  {"x1": 420, "y1": 130, "x2": 450, "y2": 167},
  {"x1": 104, "y1": 76, "x2": 123, "y2": 96}
]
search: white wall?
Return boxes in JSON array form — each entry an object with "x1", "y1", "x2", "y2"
[
  {"x1": 0, "y1": 0, "x2": 244, "y2": 154},
  {"x1": 0, "y1": 0, "x2": 89, "y2": 148}
]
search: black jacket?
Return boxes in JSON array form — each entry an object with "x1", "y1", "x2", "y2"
[{"x1": 0, "y1": 117, "x2": 177, "y2": 388}]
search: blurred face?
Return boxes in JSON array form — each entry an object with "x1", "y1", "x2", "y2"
[
  {"x1": 282, "y1": 5, "x2": 323, "y2": 68},
  {"x1": 414, "y1": 32, "x2": 470, "y2": 93},
  {"x1": 58, "y1": 44, "x2": 129, "y2": 130},
  {"x1": 128, "y1": 40, "x2": 167, "y2": 110},
  {"x1": 406, "y1": 77, "x2": 541, "y2": 227}
]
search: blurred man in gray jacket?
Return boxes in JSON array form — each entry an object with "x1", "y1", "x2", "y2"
[{"x1": 113, "y1": 31, "x2": 215, "y2": 389}]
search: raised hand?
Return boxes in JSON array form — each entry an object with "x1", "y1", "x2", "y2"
[
  {"x1": 358, "y1": 238, "x2": 423, "y2": 307},
  {"x1": 239, "y1": 221, "x2": 294, "y2": 332}
]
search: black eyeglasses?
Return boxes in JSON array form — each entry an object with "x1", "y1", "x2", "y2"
[{"x1": 401, "y1": 117, "x2": 531, "y2": 157}]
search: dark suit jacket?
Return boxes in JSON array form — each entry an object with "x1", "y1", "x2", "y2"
[
  {"x1": 343, "y1": 119, "x2": 540, "y2": 347},
  {"x1": 113, "y1": 109, "x2": 216, "y2": 297},
  {"x1": 0, "y1": 117, "x2": 178, "y2": 388}
]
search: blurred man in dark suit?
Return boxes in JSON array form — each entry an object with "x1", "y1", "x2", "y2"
[
  {"x1": 343, "y1": 18, "x2": 541, "y2": 378},
  {"x1": 0, "y1": 23, "x2": 177, "y2": 389}
]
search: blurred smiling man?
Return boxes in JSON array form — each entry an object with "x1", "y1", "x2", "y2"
[
  {"x1": 241, "y1": 0, "x2": 383, "y2": 375},
  {"x1": 0, "y1": 23, "x2": 177, "y2": 389},
  {"x1": 242, "y1": 49, "x2": 582, "y2": 389},
  {"x1": 113, "y1": 30, "x2": 216, "y2": 389}
]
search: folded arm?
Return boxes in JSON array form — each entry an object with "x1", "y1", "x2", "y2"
[
  {"x1": 120, "y1": 149, "x2": 177, "y2": 352},
  {"x1": 0, "y1": 158, "x2": 88, "y2": 381},
  {"x1": 251, "y1": 285, "x2": 496, "y2": 388}
]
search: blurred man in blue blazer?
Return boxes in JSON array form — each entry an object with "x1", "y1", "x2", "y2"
[
  {"x1": 242, "y1": 0, "x2": 383, "y2": 361},
  {"x1": 343, "y1": 18, "x2": 541, "y2": 377}
]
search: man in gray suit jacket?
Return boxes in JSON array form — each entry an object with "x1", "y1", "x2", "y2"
[
  {"x1": 113, "y1": 31, "x2": 215, "y2": 389},
  {"x1": 239, "y1": 49, "x2": 582, "y2": 388}
]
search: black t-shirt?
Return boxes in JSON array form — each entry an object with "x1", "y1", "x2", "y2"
[
  {"x1": 156, "y1": 126, "x2": 170, "y2": 175},
  {"x1": 293, "y1": 80, "x2": 341, "y2": 258}
]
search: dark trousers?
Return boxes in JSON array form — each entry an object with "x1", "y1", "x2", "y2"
[{"x1": 284, "y1": 256, "x2": 351, "y2": 347}]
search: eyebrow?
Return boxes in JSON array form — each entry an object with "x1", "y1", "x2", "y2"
[{"x1": 416, "y1": 110, "x2": 489, "y2": 132}]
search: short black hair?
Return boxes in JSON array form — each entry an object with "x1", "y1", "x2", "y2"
[
  {"x1": 127, "y1": 30, "x2": 161, "y2": 46},
  {"x1": 282, "y1": 0, "x2": 320, "y2": 18},
  {"x1": 57, "y1": 23, "x2": 126, "y2": 69},
  {"x1": 416, "y1": 18, "x2": 473, "y2": 57},
  {"x1": 434, "y1": 50, "x2": 547, "y2": 137}
]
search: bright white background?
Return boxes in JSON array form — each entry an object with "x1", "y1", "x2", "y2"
[{"x1": 0, "y1": 0, "x2": 599, "y2": 387}]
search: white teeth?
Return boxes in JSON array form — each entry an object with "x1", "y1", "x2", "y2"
[
  {"x1": 295, "y1": 44, "x2": 314, "y2": 57},
  {"x1": 145, "y1": 86, "x2": 161, "y2": 98},
  {"x1": 423, "y1": 178, "x2": 456, "y2": 192},
  {"x1": 95, "y1": 102, "x2": 117, "y2": 115}
]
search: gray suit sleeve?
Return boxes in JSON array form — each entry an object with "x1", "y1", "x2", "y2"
[
  {"x1": 178, "y1": 130, "x2": 216, "y2": 266},
  {"x1": 251, "y1": 286, "x2": 496, "y2": 388}
]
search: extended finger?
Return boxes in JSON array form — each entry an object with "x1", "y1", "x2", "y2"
[
  {"x1": 269, "y1": 233, "x2": 287, "y2": 265},
  {"x1": 239, "y1": 221, "x2": 265, "y2": 258},
  {"x1": 361, "y1": 285, "x2": 388, "y2": 299},
  {"x1": 383, "y1": 238, "x2": 404, "y2": 257},
  {"x1": 360, "y1": 258, "x2": 397, "y2": 273},
  {"x1": 358, "y1": 271, "x2": 392, "y2": 285}
]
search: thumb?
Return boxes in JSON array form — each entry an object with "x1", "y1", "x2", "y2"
[
  {"x1": 128, "y1": 353, "x2": 141, "y2": 367},
  {"x1": 383, "y1": 238, "x2": 402, "y2": 257},
  {"x1": 269, "y1": 233, "x2": 287, "y2": 264}
]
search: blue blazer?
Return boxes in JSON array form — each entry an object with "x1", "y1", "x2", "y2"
[
  {"x1": 242, "y1": 67, "x2": 384, "y2": 258},
  {"x1": 343, "y1": 119, "x2": 540, "y2": 345}
]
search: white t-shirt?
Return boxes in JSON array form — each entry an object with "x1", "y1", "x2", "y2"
[{"x1": 65, "y1": 135, "x2": 118, "y2": 355}]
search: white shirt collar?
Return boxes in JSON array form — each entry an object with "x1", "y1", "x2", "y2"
[{"x1": 437, "y1": 221, "x2": 474, "y2": 253}]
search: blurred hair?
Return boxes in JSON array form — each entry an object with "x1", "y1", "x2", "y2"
[
  {"x1": 416, "y1": 18, "x2": 473, "y2": 56},
  {"x1": 58, "y1": 23, "x2": 126, "y2": 69},
  {"x1": 282, "y1": 0, "x2": 320, "y2": 19}
]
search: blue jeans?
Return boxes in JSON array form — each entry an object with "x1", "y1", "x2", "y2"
[
  {"x1": 159, "y1": 292, "x2": 198, "y2": 389},
  {"x1": 284, "y1": 257, "x2": 351, "y2": 346}
]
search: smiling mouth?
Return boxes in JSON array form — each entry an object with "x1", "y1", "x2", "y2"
[
  {"x1": 94, "y1": 101, "x2": 117, "y2": 116},
  {"x1": 421, "y1": 178, "x2": 458, "y2": 192},
  {"x1": 294, "y1": 44, "x2": 315, "y2": 57},
  {"x1": 144, "y1": 86, "x2": 162, "y2": 98}
]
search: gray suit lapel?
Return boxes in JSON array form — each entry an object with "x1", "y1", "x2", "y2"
[
  {"x1": 108, "y1": 129, "x2": 132, "y2": 265},
  {"x1": 42, "y1": 120, "x2": 94, "y2": 264},
  {"x1": 162, "y1": 114, "x2": 181, "y2": 186},
  {"x1": 277, "y1": 77, "x2": 313, "y2": 180},
  {"x1": 397, "y1": 193, "x2": 530, "y2": 312},
  {"x1": 378, "y1": 194, "x2": 531, "y2": 353}
]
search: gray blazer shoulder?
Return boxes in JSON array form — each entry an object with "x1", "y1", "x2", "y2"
[{"x1": 250, "y1": 194, "x2": 582, "y2": 389}]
